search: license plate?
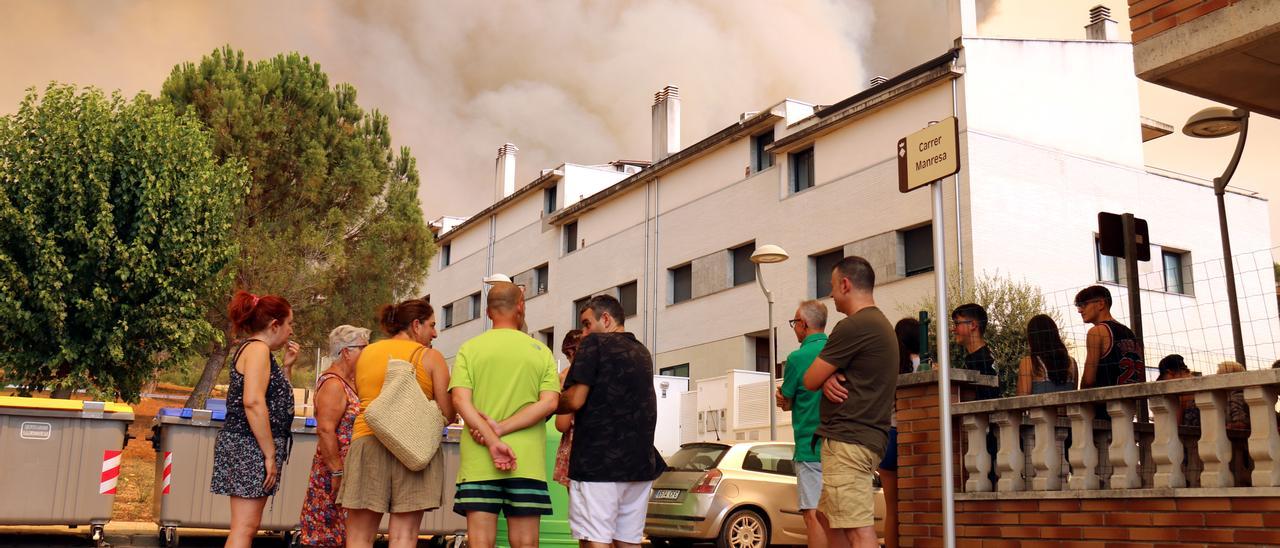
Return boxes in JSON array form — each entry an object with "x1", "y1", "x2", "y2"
[{"x1": 652, "y1": 489, "x2": 681, "y2": 501}]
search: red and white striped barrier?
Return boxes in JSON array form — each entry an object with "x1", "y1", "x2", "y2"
[
  {"x1": 100, "y1": 450, "x2": 122, "y2": 495},
  {"x1": 161, "y1": 451, "x2": 172, "y2": 494}
]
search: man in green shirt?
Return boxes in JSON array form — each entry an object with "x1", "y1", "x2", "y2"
[
  {"x1": 450, "y1": 282, "x2": 561, "y2": 548},
  {"x1": 777, "y1": 300, "x2": 834, "y2": 548}
]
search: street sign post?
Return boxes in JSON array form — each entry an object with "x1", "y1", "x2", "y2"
[
  {"x1": 1097, "y1": 212, "x2": 1150, "y2": 344},
  {"x1": 898, "y1": 116, "x2": 960, "y2": 548}
]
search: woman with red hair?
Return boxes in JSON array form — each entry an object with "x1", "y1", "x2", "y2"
[{"x1": 210, "y1": 291, "x2": 300, "y2": 548}]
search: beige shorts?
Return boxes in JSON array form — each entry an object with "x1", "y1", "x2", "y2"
[
  {"x1": 818, "y1": 439, "x2": 878, "y2": 529},
  {"x1": 336, "y1": 435, "x2": 444, "y2": 514}
]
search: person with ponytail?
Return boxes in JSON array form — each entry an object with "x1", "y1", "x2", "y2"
[
  {"x1": 339, "y1": 298, "x2": 456, "y2": 548},
  {"x1": 211, "y1": 291, "x2": 299, "y2": 548}
]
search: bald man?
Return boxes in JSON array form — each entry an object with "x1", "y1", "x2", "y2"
[{"x1": 450, "y1": 282, "x2": 562, "y2": 548}]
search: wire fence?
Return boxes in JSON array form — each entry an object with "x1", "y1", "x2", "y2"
[{"x1": 1036, "y1": 246, "x2": 1280, "y2": 377}]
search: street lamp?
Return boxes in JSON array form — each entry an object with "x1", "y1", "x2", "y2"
[
  {"x1": 750, "y1": 244, "x2": 789, "y2": 440},
  {"x1": 1183, "y1": 107, "x2": 1250, "y2": 365}
]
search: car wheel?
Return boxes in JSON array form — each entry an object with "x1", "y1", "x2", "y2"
[{"x1": 716, "y1": 509, "x2": 769, "y2": 548}]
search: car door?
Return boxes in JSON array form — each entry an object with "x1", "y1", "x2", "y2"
[{"x1": 738, "y1": 443, "x2": 807, "y2": 543}]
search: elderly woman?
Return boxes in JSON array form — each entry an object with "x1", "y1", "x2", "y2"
[{"x1": 298, "y1": 325, "x2": 370, "y2": 547}]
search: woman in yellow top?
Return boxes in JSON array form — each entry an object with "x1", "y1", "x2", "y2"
[{"x1": 338, "y1": 298, "x2": 456, "y2": 548}]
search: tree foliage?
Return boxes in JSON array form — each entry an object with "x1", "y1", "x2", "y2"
[
  {"x1": 0, "y1": 84, "x2": 249, "y2": 401},
  {"x1": 906, "y1": 272, "x2": 1061, "y2": 397},
  {"x1": 160, "y1": 47, "x2": 434, "y2": 405}
]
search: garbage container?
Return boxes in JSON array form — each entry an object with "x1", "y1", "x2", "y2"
[
  {"x1": 0, "y1": 396, "x2": 134, "y2": 547},
  {"x1": 495, "y1": 420, "x2": 574, "y2": 547},
  {"x1": 151, "y1": 408, "x2": 465, "y2": 547},
  {"x1": 151, "y1": 407, "x2": 317, "y2": 547}
]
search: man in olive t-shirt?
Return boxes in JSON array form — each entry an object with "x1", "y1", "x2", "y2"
[{"x1": 803, "y1": 256, "x2": 898, "y2": 548}]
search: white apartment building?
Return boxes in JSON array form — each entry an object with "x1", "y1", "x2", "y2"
[{"x1": 423, "y1": 21, "x2": 1277, "y2": 441}]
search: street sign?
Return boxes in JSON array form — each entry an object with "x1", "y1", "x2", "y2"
[
  {"x1": 897, "y1": 116, "x2": 960, "y2": 193},
  {"x1": 1098, "y1": 212, "x2": 1150, "y2": 261}
]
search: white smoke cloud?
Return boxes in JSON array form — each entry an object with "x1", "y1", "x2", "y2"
[{"x1": 1, "y1": 1, "x2": 994, "y2": 219}]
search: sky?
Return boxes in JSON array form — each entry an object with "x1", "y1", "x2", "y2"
[{"x1": 1, "y1": 0, "x2": 1276, "y2": 254}]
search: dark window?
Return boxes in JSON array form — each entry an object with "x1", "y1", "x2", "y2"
[
  {"x1": 790, "y1": 147, "x2": 815, "y2": 193},
  {"x1": 540, "y1": 328, "x2": 555, "y2": 350},
  {"x1": 469, "y1": 293, "x2": 481, "y2": 320},
  {"x1": 741, "y1": 445, "x2": 795, "y2": 476},
  {"x1": 671, "y1": 264, "x2": 692, "y2": 304},
  {"x1": 1096, "y1": 238, "x2": 1119, "y2": 283},
  {"x1": 732, "y1": 242, "x2": 757, "y2": 286},
  {"x1": 754, "y1": 336, "x2": 770, "y2": 373},
  {"x1": 442, "y1": 304, "x2": 454, "y2": 328},
  {"x1": 902, "y1": 224, "x2": 934, "y2": 276},
  {"x1": 565, "y1": 222, "x2": 579, "y2": 253},
  {"x1": 535, "y1": 264, "x2": 550, "y2": 295},
  {"x1": 659, "y1": 364, "x2": 690, "y2": 377},
  {"x1": 573, "y1": 296, "x2": 590, "y2": 325},
  {"x1": 618, "y1": 281, "x2": 638, "y2": 317},
  {"x1": 666, "y1": 443, "x2": 729, "y2": 472},
  {"x1": 544, "y1": 186, "x2": 557, "y2": 215},
  {"x1": 751, "y1": 130, "x2": 775, "y2": 173},
  {"x1": 441, "y1": 244, "x2": 451, "y2": 267},
  {"x1": 812, "y1": 248, "x2": 844, "y2": 298},
  {"x1": 1163, "y1": 250, "x2": 1186, "y2": 294}
]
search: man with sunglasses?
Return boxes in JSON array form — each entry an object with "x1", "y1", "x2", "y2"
[
  {"x1": 776, "y1": 300, "x2": 834, "y2": 548},
  {"x1": 1075, "y1": 285, "x2": 1145, "y2": 389}
]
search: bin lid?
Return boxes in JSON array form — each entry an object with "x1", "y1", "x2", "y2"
[
  {"x1": 156, "y1": 407, "x2": 317, "y2": 427},
  {"x1": 0, "y1": 396, "x2": 132, "y2": 414}
]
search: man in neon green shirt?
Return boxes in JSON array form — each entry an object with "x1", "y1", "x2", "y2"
[
  {"x1": 450, "y1": 282, "x2": 561, "y2": 548},
  {"x1": 777, "y1": 300, "x2": 835, "y2": 548}
]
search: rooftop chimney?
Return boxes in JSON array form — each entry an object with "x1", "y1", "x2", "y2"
[
  {"x1": 1084, "y1": 5, "x2": 1118, "y2": 41},
  {"x1": 495, "y1": 143, "x2": 518, "y2": 201},
  {"x1": 869, "y1": 76, "x2": 888, "y2": 87},
  {"x1": 652, "y1": 85, "x2": 681, "y2": 162}
]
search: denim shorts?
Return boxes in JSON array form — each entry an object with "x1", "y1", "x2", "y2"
[{"x1": 795, "y1": 461, "x2": 823, "y2": 510}]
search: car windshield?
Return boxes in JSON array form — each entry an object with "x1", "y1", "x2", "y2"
[{"x1": 666, "y1": 444, "x2": 729, "y2": 472}]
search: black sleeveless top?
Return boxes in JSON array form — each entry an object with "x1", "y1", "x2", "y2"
[
  {"x1": 1095, "y1": 320, "x2": 1145, "y2": 387},
  {"x1": 223, "y1": 339, "x2": 295, "y2": 439}
]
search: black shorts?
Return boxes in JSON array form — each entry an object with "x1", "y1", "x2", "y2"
[
  {"x1": 878, "y1": 427, "x2": 898, "y2": 471},
  {"x1": 452, "y1": 478, "x2": 553, "y2": 517}
]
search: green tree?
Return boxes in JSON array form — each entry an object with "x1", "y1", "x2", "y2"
[
  {"x1": 0, "y1": 84, "x2": 249, "y2": 402},
  {"x1": 906, "y1": 272, "x2": 1060, "y2": 397},
  {"x1": 160, "y1": 47, "x2": 434, "y2": 407}
]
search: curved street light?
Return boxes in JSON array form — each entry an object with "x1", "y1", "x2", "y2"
[
  {"x1": 1182, "y1": 107, "x2": 1249, "y2": 365},
  {"x1": 750, "y1": 244, "x2": 790, "y2": 440}
]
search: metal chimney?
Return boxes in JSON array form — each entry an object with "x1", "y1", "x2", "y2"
[
  {"x1": 870, "y1": 76, "x2": 888, "y2": 87},
  {"x1": 652, "y1": 85, "x2": 681, "y2": 162},
  {"x1": 495, "y1": 143, "x2": 518, "y2": 201}
]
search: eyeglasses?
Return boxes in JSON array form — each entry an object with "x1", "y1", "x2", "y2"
[
  {"x1": 952, "y1": 320, "x2": 975, "y2": 326},
  {"x1": 342, "y1": 344, "x2": 368, "y2": 353},
  {"x1": 787, "y1": 319, "x2": 804, "y2": 328},
  {"x1": 1074, "y1": 299, "x2": 1102, "y2": 309}
]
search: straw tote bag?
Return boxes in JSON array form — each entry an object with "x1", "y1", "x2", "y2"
[{"x1": 364, "y1": 348, "x2": 445, "y2": 471}]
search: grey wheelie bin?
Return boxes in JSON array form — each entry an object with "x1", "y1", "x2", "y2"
[
  {"x1": 0, "y1": 396, "x2": 135, "y2": 547},
  {"x1": 151, "y1": 408, "x2": 464, "y2": 546}
]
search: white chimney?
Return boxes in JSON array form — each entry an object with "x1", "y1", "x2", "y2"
[
  {"x1": 651, "y1": 85, "x2": 681, "y2": 162},
  {"x1": 869, "y1": 76, "x2": 888, "y2": 87},
  {"x1": 495, "y1": 143, "x2": 518, "y2": 201},
  {"x1": 1084, "y1": 5, "x2": 1119, "y2": 41}
]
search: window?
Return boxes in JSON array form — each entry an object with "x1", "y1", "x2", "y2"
[
  {"x1": 659, "y1": 364, "x2": 690, "y2": 377},
  {"x1": 441, "y1": 244, "x2": 451, "y2": 267},
  {"x1": 565, "y1": 221, "x2": 579, "y2": 253},
  {"x1": 543, "y1": 186, "x2": 557, "y2": 215},
  {"x1": 671, "y1": 264, "x2": 693, "y2": 304},
  {"x1": 741, "y1": 445, "x2": 795, "y2": 476},
  {"x1": 753, "y1": 336, "x2": 771, "y2": 373},
  {"x1": 573, "y1": 296, "x2": 590, "y2": 324},
  {"x1": 442, "y1": 304, "x2": 454, "y2": 328},
  {"x1": 731, "y1": 242, "x2": 757, "y2": 286},
  {"x1": 540, "y1": 327, "x2": 555, "y2": 350},
  {"x1": 469, "y1": 292, "x2": 481, "y2": 319},
  {"x1": 1096, "y1": 238, "x2": 1119, "y2": 283},
  {"x1": 618, "y1": 281, "x2": 638, "y2": 317},
  {"x1": 751, "y1": 130, "x2": 775, "y2": 173},
  {"x1": 790, "y1": 147, "x2": 815, "y2": 193},
  {"x1": 811, "y1": 248, "x2": 844, "y2": 298},
  {"x1": 1163, "y1": 250, "x2": 1188, "y2": 294},
  {"x1": 534, "y1": 264, "x2": 550, "y2": 295},
  {"x1": 901, "y1": 224, "x2": 934, "y2": 276}
]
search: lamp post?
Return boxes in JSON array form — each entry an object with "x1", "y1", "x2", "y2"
[
  {"x1": 1183, "y1": 107, "x2": 1250, "y2": 365},
  {"x1": 750, "y1": 244, "x2": 789, "y2": 441}
]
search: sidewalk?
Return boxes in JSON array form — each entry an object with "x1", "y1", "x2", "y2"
[{"x1": 0, "y1": 522, "x2": 275, "y2": 547}]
